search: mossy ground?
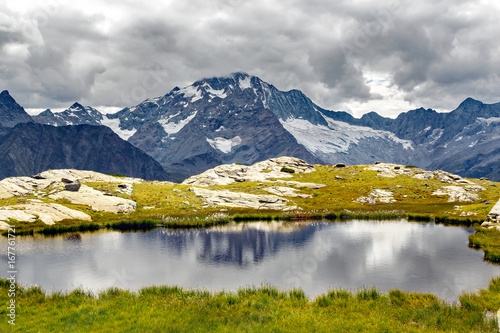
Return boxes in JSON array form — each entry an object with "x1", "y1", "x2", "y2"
[{"x1": 1, "y1": 278, "x2": 499, "y2": 332}]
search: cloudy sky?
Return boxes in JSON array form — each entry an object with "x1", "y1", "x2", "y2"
[{"x1": 1, "y1": 0, "x2": 499, "y2": 118}]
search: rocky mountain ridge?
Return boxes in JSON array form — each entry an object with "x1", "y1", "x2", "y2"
[{"x1": 2, "y1": 72, "x2": 500, "y2": 181}]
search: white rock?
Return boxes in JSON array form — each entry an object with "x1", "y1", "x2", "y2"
[
  {"x1": 465, "y1": 184, "x2": 486, "y2": 192},
  {"x1": 10, "y1": 202, "x2": 91, "y2": 225},
  {"x1": 274, "y1": 180, "x2": 326, "y2": 189},
  {"x1": 413, "y1": 172, "x2": 435, "y2": 180},
  {"x1": 264, "y1": 186, "x2": 312, "y2": 198},
  {"x1": 191, "y1": 187, "x2": 293, "y2": 210},
  {"x1": 182, "y1": 157, "x2": 315, "y2": 186},
  {"x1": 50, "y1": 185, "x2": 136, "y2": 213},
  {"x1": 0, "y1": 177, "x2": 56, "y2": 199},
  {"x1": 36, "y1": 169, "x2": 143, "y2": 184},
  {"x1": 0, "y1": 209, "x2": 38, "y2": 224},
  {"x1": 355, "y1": 188, "x2": 396, "y2": 204},
  {"x1": 432, "y1": 186, "x2": 480, "y2": 202}
]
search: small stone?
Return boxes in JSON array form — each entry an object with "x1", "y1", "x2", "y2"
[
  {"x1": 61, "y1": 178, "x2": 73, "y2": 184},
  {"x1": 31, "y1": 175, "x2": 46, "y2": 180},
  {"x1": 118, "y1": 184, "x2": 127, "y2": 189},
  {"x1": 173, "y1": 189, "x2": 181, "y2": 193},
  {"x1": 423, "y1": 183, "x2": 429, "y2": 187},
  {"x1": 335, "y1": 176, "x2": 343, "y2": 180},
  {"x1": 396, "y1": 185, "x2": 402, "y2": 188},
  {"x1": 394, "y1": 166, "x2": 401, "y2": 170},
  {"x1": 183, "y1": 201, "x2": 190, "y2": 205},
  {"x1": 335, "y1": 163, "x2": 346, "y2": 168},
  {"x1": 374, "y1": 161, "x2": 381, "y2": 165}
]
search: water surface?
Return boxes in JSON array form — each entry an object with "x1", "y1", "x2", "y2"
[{"x1": 1, "y1": 220, "x2": 498, "y2": 302}]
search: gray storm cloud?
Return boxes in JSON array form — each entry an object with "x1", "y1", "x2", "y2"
[{"x1": 0, "y1": 0, "x2": 499, "y2": 116}]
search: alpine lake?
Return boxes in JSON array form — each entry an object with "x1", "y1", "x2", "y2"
[{"x1": 1, "y1": 219, "x2": 499, "y2": 303}]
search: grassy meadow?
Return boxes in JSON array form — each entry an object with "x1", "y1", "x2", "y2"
[{"x1": 1, "y1": 278, "x2": 500, "y2": 332}]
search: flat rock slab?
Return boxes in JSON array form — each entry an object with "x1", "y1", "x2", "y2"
[
  {"x1": 36, "y1": 169, "x2": 143, "y2": 184},
  {"x1": 356, "y1": 188, "x2": 396, "y2": 204},
  {"x1": 183, "y1": 157, "x2": 315, "y2": 186},
  {"x1": 365, "y1": 163, "x2": 475, "y2": 185},
  {"x1": 0, "y1": 177, "x2": 55, "y2": 199},
  {"x1": 192, "y1": 187, "x2": 295, "y2": 210},
  {"x1": 0, "y1": 209, "x2": 38, "y2": 226},
  {"x1": 264, "y1": 186, "x2": 312, "y2": 198},
  {"x1": 0, "y1": 202, "x2": 91, "y2": 228},
  {"x1": 50, "y1": 185, "x2": 136, "y2": 213},
  {"x1": 432, "y1": 186, "x2": 480, "y2": 202},
  {"x1": 273, "y1": 180, "x2": 326, "y2": 189}
]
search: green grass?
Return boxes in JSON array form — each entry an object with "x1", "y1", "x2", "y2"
[
  {"x1": 1, "y1": 279, "x2": 498, "y2": 332},
  {"x1": 469, "y1": 226, "x2": 500, "y2": 263}
]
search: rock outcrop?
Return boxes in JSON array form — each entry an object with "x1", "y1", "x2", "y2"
[
  {"x1": 432, "y1": 186, "x2": 481, "y2": 202},
  {"x1": 0, "y1": 170, "x2": 139, "y2": 226},
  {"x1": 0, "y1": 169, "x2": 142, "y2": 200},
  {"x1": 50, "y1": 185, "x2": 136, "y2": 213},
  {"x1": 355, "y1": 189, "x2": 396, "y2": 204},
  {"x1": 264, "y1": 186, "x2": 312, "y2": 198},
  {"x1": 0, "y1": 200, "x2": 91, "y2": 229},
  {"x1": 191, "y1": 187, "x2": 295, "y2": 210},
  {"x1": 182, "y1": 157, "x2": 315, "y2": 186},
  {"x1": 482, "y1": 198, "x2": 500, "y2": 229},
  {"x1": 365, "y1": 163, "x2": 474, "y2": 185}
]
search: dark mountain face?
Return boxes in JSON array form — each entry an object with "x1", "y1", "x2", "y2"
[
  {"x1": 0, "y1": 123, "x2": 171, "y2": 181},
  {"x1": 0, "y1": 90, "x2": 33, "y2": 128},
  {"x1": 32, "y1": 102, "x2": 103, "y2": 126}
]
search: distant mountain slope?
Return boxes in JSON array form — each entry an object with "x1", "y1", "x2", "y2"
[
  {"x1": 0, "y1": 123, "x2": 171, "y2": 181},
  {"x1": 0, "y1": 90, "x2": 33, "y2": 128},
  {"x1": 32, "y1": 103, "x2": 103, "y2": 126},
  {"x1": 103, "y1": 73, "x2": 414, "y2": 180},
  {"x1": 12, "y1": 73, "x2": 500, "y2": 181}
]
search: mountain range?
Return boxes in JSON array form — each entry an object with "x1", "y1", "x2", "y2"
[{"x1": 1, "y1": 72, "x2": 499, "y2": 181}]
